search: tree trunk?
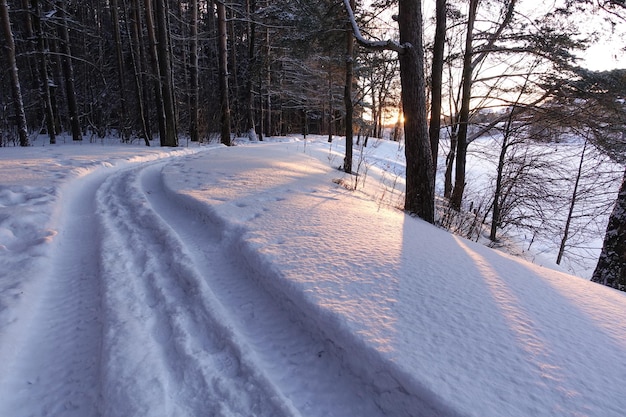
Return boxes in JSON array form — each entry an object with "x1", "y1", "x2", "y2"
[
  {"x1": 144, "y1": 0, "x2": 167, "y2": 144},
  {"x1": 591, "y1": 167, "x2": 626, "y2": 290},
  {"x1": 154, "y1": 0, "x2": 177, "y2": 146},
  {"x1": 328, "y1": 64, "x2": 333, "y2": 143},
  {"x1": 490, "y1": 119, "x2": 512, "y2": 242},
  {"x1": 217, "y1": 1, "x2": 231, "y2": 146},
  {"x1": 429, "y1": 0, "x2": 446, "y2": 171},
  {"x1": 189, "y1": 0, "x2": 199, "y2": 142},
  {"x1": 450, "y1": 0, "x2": 478, "y2": 211},
  {"x1": 56, "y1": 0, "x2": 82, "y2": 141},
  {"x1": 31, "y1": 0, "x2": 56, "y2": 144},
  {"x1": 228, "y1": 7, "x2": 242, "y2": 135},
  {"x1": 125, "y1": 0, "x2": 150, "y2": 145},
  {"x1": 245, "y1": 0, "x2": 256, "y2": 139},
  {"x1": 444, "y1": 128, "x2": 457, "y2": 198},
  {"x1": 110, "y1": 0, "x2": 129, "y2": 141},
  {"x1": 557, "y1": 140, "x2": 588, "y2": 265},
  {"x1": 398, "y1": 0, "x2": 434, "y2": 223},
  {"x1": 265, "y1": 27, "x2": 271, "y2": 137},
  {"x1": 343, "y1": 0, "x2": 355, "y2": 174},
  {"x1": 1, "y1": 0, "x2": 29, "y2": 146}
]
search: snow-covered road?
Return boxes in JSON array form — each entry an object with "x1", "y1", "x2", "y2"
[
  {"x1": 1, "y1": 168, "x2": 109, "y2": 416},
  {"x1": 2, "y1": 139, "x2": 625, "y2": 417},
  {"x1": 1, "y1": 153, "x2": 387, "y2": 417}
]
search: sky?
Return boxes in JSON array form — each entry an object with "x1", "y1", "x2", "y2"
[{"x1": 0, "y1": 135, "x2": 625, "y2": 417}]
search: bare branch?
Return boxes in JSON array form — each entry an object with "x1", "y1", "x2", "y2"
[{"x1": 342, "y1": 0, "x2": 407, "y2": 54}]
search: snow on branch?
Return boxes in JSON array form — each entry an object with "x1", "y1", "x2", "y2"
[{"x1": 342, "y1": 0, "x2": 407, "y2": 54}]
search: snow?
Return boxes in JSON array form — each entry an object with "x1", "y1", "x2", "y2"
[{"x1": 0, "y1": 136, "x2": 625, "y2": 417}]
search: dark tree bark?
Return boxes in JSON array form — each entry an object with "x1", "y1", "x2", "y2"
[
  {"x1": 490, "y1": 111, "x2": 515, "y2": 242},
  {"x1": 429, "y1": 0, "x2": 446, "y2": 171},
  {"x1": 591, "y1": 168, "x2": 626, "y2": 290},
  {"x1": 557, "y1": 140, "x2": 588, "y2": 265},
  {"x1": 449, "y1": 0, "x2": 478, "y2": 211},
  {"x1": 189, "y1": 0, "x2": 200, "y2": 142},
  {"x1": 343, "y1": 0, "x2": 355, "y2": 174},
  {"x1": 398, "y1": 0, "x2": 434, "y2": 222},
  {"x1": 55, "y1": 0, "x2": 82, "y2": 141},
  {"x1": 328, "y1": 64, "x2": 333, "y2": 143},
  {"x1": 144, "y1": 0, "x2": 167, "y2": 145},
  {"x1": 31, "y1": 0, "x2": 56, "y2": 144},
  {"x1": 341, "y1": 0, "x2": 433, "y2": 222},
  {"x1": 245, "y1": 0, "x2": 257, "y2": 139},
  {"x1": 217, "y1": 0, "x2": 232, "y2": 146},
  {"x1": 449, "y1": 0, "x2": 517, "y2": 210},
  {"x1": 125, "y1": 0, "x2": 150, "y2": 145},
  {"x1": 110, "y1": 0, "x2": 129, "y2": 140},
  {"x1": 1, "y1": 0, "x2": 29, "y2": 146},
  {"x1": 228, "y1": 6, "x2": 241, "y2": 135},
  {"x1": 264, "y1": 26, "x2": 271, "y2": 137},
  {"x1": 154, "y1": 0, "x2": 177, "y2": 146}
]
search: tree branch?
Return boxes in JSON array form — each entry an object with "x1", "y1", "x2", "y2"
[{"x1": 342, "y1": 0, "x2": 407, "y2": 54}]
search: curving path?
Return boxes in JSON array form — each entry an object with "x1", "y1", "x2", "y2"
[{"x1": 2, "y1": 154, "x2": 386, "y2": 417}]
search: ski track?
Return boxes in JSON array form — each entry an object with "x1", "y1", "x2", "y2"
[
  {"x1": 96, "y1": 157, "x2": 387, "y2": 416},
  {"x1": 2, "y1": 152, "x2": 392, "y2": 416},
  {"x1": 0, "y1": 169, "x2": 107, "y2": 417}
]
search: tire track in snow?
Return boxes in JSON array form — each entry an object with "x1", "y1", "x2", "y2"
[
  {"x1": 96, "y1": 162, "x2": 299, "y2": 417},
  {"x1": 140, "y1": 162, "x2": 387, "y2": 417}
]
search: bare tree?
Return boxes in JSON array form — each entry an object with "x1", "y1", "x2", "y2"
[
  {"x1": 217, "y1": 0, "x2": 232, "y2": 146},
  {"x1": 55, "y1": 0, "x2": 81, "y2": 141},
  {"x1": 154, "y1": 0, "x2": 177, "y2": 146},
  {"x1": 110, "y1": 0, "x2": 129, "y2": 140},
  {"x1": 0, "y1": 0, "x2": 29, "y2": 146},
  {"x1": 30, "y1": 0, "x2": 56, "y2": 144},
  {"x1": 429, "y1": 0, "x2": 446, "y2": 170},
  {"x1": 343, "y1": 0, "x2": 355, "y2": 173},
  {"x1": 124, "y1": 0, "x2": 151, "y2": 145}
]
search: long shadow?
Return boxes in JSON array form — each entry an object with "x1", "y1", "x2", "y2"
[
  {"x1": 162, "y1": 144, "x2": 624, "y2": 416},
  {"x1": 450, "y1": 235, "x2": 626, "y2": 416},
  {"x1": 162, "y1": 145, "x2": 469, "y2": 416}
]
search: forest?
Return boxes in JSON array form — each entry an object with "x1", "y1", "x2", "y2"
[{"x1": 0, "y1": 0, "x2": 625, "y2": 290}]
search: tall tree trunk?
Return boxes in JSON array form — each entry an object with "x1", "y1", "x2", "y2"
[
  {"x1": 449, "y1": 0, "x2": 478, "y2": 211},
  {"x1": 144, "y1": 0, "x2": 167, "y2": 144},
  {"x1": 398, "y1": 0, "x2": 434, "y2": 223},
  {"x1": 265, "y1": 26, "x2": 271, "y2": 137},
  {"x1": 490, "y1": 116, "x2": 513, "y2": 242},
  {"x1": 154, "y1": 0, "x2": 177, "y2": 146},
  {"x1": 557, "y1": 140, "x2": 588, "y2": 265},
  {"x1": 31, "y1": 0, "x2": 56, "y2": 144},
  {"x1": 189, "y1": 0, "x2": 199, "y2": 142},
  {"x1": 245, "y1": 0, "x2": 256, "y2": 139},
  {"x1": 110, "y1": 0, "x2": 129, "y2": 141},
  {"x1": 450, "y1": 0, "x2": 516, "y2": 210},
  {"x1": 55, "y1": 0, "x2": 82, "y2": 141},
  {"x1": 343, "y1": 0, "x2": 355, "y2": 174},
  {"x1": 217, "y1": 1, "x2": 232, "y2": 145},
  {"x1": 125, "y1": 0, "x2": 150, "y2": 145},
  {"x1": 328, "y1": 64, "x2": 333, "y2": 143},
  {"x1": 591, "y1": 167, "x2": 626, "y2": 290},
  {"x1": 1, "y1": 0, "x2": 29, "y2": 146},
  {"x1": 228, "y1": 7, "x2": 240, "y2": 135},
  {"x1": 444, "y1": 128, "x2": 457, "y2": 198},
  {"x1": 429, "y1": 0, "x2": 446, "y2": 172}
]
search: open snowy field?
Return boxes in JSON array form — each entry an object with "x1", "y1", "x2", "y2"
[{"x1": 0, "y1": 136, "x2": 625, "y2": 417}]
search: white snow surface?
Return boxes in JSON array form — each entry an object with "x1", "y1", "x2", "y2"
[{"x1": 0, "y1": 136, "x2": 625, "y2": 417}]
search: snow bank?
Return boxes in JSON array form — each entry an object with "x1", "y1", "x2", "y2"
[{"x1": 163, "y1": 142, "x2": 626, "y2": 417}]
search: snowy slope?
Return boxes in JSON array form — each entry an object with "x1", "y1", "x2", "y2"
[{"x1": 0, "y1": 137, "x2": 625, "y2": 417}]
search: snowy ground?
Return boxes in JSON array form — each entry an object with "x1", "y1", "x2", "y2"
[{"x1": 1, "y1": 136, "x2": 625, "y2": 417}]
